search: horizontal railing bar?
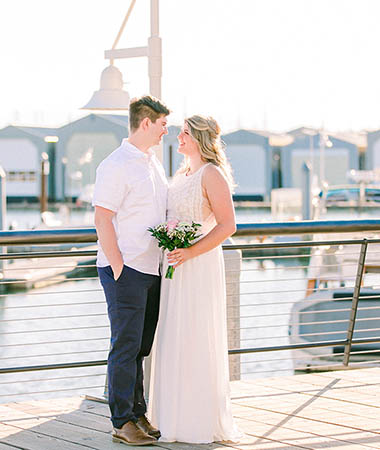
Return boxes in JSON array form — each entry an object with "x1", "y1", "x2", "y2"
[
  {"x1": 0, "y1": 360, "x2": 107, "y2": 374},
  {"x1": 0, "y1": 250, "x2": 97, "y2": 260},
  {"x1": 0, "y1": 228, "x2": 97, "y2": 245},
  {"x1": 226, "y1": 275, "x2": 356, "y2": 285},
  {"x1": 3, "y1": 338, "x2": 380, "y2": 374},
  {"x1": 241, "y1": 348, "x2": 380, "y2": 364},
  {"x1": 231, "y1": 319, "x2": 348, "y2": 331},
  {"x1": 236, "y1": 254, "x2": 309, "y2": 262},
  {"x1": 237, "y1": 293, "x2": 373, "y2": 307},
  {"x1": 0, "y1": 385, "x2": 105, "y2": 397},
  {"x1": 0, "y1": 288, "x2": 103, "y2": 298},
  {"x1": 224, "y1": 239, "x2": 380, "y2": 251},
  {"x1": 0, "y1": 372, "x2": 106, "y2": 385},
  {"x1": 229, "y1": 301, "x2": 311, "y2": 311},
  {"x1": 239, "y1": 288, "x2": 310, "y2": 296},
  {"x1": 225, "y1": 261, "x2": 357, "y2": 274},
  {"x1": 240, "y1": 353, "x2": 343, "y2": 364},
  {"x1": 0, "y1": 327, "x2": 109, "y2": 336},
  {"x1": 0, "y1": 244, "x2": 361, "y2": 260},
  {"x1": 333, "y1": 348, "x2": 380, "y2": 356},
  {"x1": 235, "y1": 219, "x2": 380, "y2": 236},
  {"x1": 240, "y1": 366, "x2": 330, "y2": 375},
  {"x1": 229, "y1": 324, "x2": 291, "y2": 330},
  {"x1": 344, "y1": 359, "x2": 380, "y2": 366},
  {"x1": 350, "y1": 337, "x2": 380, "y2": 345},
  {"x1": 230, "y1": 340, "x2": 349, "y2": 354},
  {"x1": 0, "y1": 349, "x2": 109, "y2": 360},
  {"x1": 0, "y1": 336, "x2": 109, "y2": 346},
  {"x1": 0, "y1": 301, "x2": 106, "y2": 310},
  {"x1": 241, "y1": 363, "x2": 350, "y2": 375},
  {"x1": 3, "y1": 263, "x2": 97, "y2": 271},
  {"x1": 240, "y1": 326, "x2": 380, "y2": 341},
  {"x1": 0, "y1": 312, "x2": 107, "y2": 323},
  {"x1": 0, "y1": 219, "x2": 379, "y2": 246},
  {"x1": 237, "y1": 308, "x2": 352, "y2": 320},
  {"x1": 0, "y1": 276, "x2": 99, "y2": 286}
]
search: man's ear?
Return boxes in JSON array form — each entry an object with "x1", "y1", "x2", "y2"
[{"x1": 141, "y1": 117, "x2": 151, "y2": 131}]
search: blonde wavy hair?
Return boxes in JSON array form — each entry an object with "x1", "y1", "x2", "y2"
[{"x1": 179, "y1": 115, "x2": 235, "y2": 190}]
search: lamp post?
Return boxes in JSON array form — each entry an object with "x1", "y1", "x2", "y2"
[
  {"x1": 319, "y1": 131, "x2": 333, "y2": 189},
  {"x1": 61, "y1": 157, "x2": 68, "y2": 202},
  {"x1": 0, "y1": 167, "x2": 6, "y2": 277},
  {"x1": 82, "y1": 0, "x2": 163, "y2": 148},
  {"x1": 40, "y1": 152, "x2": 50, "y2": 215},
  {"x1": 44, "y1": 135, "x2": 59, "y2": 202}
]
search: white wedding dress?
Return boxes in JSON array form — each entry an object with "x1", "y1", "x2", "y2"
[{"x1": 148, "y1": 164, "x2": 240, "y2": 444}]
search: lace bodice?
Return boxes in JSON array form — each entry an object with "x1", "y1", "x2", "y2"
[{"x1": 167, "y1": 164, "x2": 215, "y2": 236}]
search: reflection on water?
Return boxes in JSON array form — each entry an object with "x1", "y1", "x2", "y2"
[
  {"x1": 239, "y1": 258, "x2": 307, "y2": 379},
  {"x1": 0, "y1": 278, "x2": 109, "y2": 402}
]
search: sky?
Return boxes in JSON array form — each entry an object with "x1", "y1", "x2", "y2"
[{"x1": 0, "y1": 0, "x2": 380, "y2": 133}]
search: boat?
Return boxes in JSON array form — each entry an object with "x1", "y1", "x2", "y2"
[
  {"x1": 289, "y1": 287, "x2": 380, "y2": 368},
  {"x1": 289, "y1": 229, "x2": 380, "y2": 369},
  {"x1": 319, "y1": 184, "x2": 380, "y2": 207}
]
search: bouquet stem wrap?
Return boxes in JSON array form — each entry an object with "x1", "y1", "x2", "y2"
[{"x1": 165, "y1": 264, "x2": 175, "y2": 279}]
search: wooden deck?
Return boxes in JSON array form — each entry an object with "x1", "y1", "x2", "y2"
[{"x1": 2, "y1": 367, "x2": 380, "y2": 449}]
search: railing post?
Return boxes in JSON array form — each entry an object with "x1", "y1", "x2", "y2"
[
  {"x1": 302, "y1": 161, "x2": 312, "y2": 220},
  {"x1": 0, "y1": 167, "x2": 6, "y2": 280},
  {"x1": 343, "y1": 239, "x2": 368, "y2": 366}
]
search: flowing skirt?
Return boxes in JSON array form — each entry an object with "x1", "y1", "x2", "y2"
[{"x1": 148, "y1": 246, "x2": 240, "y2": 444}]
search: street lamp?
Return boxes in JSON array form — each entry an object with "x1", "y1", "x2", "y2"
[
  {"x1": 82, "y1": 0, "x2": 162, "y2": 162},
  {"x1": 319, "y1": 131, "x2": 333, "y2": 188},
  {"x1": 61, "y1": 157, "x2": 68, "y2": 202},
  {"x1": 40, "y1": 152, "x2": 50, "y2": 215},
  {"x1": 44, "y1": 135, "x2": 59, "y2": 202},
  {"x1": 82, "y1": 0, "x2": 162, "y2": 110}
]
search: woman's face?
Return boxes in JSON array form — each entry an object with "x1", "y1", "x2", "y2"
[{"x1": 177, "y1": 122, "x2": 199, "y2": 156}]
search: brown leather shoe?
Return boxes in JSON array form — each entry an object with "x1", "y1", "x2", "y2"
[
  {"x1": 112, "y1": 420, "x2": 157, "y2": 446},
  {"x1": 136, "y1": 415, "x2": 161, "y2": 439}
]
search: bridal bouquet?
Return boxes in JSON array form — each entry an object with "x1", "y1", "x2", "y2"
[{"x1": 148, "y1": 220, "x2": 202, "y2": 279}]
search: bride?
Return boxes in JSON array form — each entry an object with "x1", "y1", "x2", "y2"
[{"x1": 148, "y1": 114, "x2": 241, "y2": 443}]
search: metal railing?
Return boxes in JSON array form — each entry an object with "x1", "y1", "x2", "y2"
[{"x1": 1, "y1": 218, "x2": 380, "y2": 401}]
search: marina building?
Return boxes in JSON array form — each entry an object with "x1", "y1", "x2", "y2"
[
  {"x1": 0, "y1": 119, "x2": 364, "y2": 203},
  {"x1": 223, "y1": 130, "x2": 271, "y2": 201},
  {"x1": 281, "y1": 127, "x2": 359, "y2": 189},
  {"x1": 365, "y1": 129, "x2": 380, "y2": 172},
  {"x1": 0, "y1": 125, "x2": 58, "y2": 202}
]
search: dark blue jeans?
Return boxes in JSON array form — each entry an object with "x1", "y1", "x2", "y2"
[{"x1": 98, "y1": 264, "x2": 160, "y2": 429}]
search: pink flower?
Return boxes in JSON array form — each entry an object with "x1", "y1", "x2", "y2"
[{"x1": 166, "y1": 219, "x2": 179, "y2": 232}]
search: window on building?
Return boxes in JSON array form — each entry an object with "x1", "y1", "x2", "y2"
[{"x1": 6, "y1": 171, "x2": 37, "y2": 182}]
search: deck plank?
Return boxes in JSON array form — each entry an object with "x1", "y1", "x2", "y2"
[
  {"x1": 0, "y1": 422, "x2": 90, "y2": 450},
  {"x1": 233, "y1": 404, "x2": 380, "y2": 448},
  {"x1": 0, "y1": 443, "x2": 24, "y2": 450},
  {"x1": 3, "y1": 368, "x2": 380, "y2": 449}
]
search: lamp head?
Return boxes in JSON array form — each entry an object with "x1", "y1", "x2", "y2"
[{"x1": 81, "y1": 64, "x2": 130, "y2": 110}]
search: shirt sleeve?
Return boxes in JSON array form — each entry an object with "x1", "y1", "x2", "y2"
[{"x1": 92, "y1": 159, "x2": 129, "y2": 212}]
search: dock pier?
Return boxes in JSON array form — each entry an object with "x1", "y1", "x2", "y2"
[{"x1": 2, "y1": 367, "x2": 380, "y2": 449}]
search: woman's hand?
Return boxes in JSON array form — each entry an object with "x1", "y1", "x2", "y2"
[{"x1": 167, "y1": 247, "x2": 193, "y2": 268}]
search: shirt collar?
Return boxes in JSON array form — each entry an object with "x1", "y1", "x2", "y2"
[{"x1": 121, "y1": 139, "x2": 153, "y2": 160}]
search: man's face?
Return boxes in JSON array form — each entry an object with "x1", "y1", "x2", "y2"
[{"x1": 149, "y1": 115, "x2": 168, "y2": 145}]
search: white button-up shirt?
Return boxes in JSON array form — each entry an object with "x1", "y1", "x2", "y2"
[{"x1": 92, "y1": 139, "x2": 168, "y2": 275}]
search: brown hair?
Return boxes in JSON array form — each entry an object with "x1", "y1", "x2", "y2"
[
  {"x1": 180, "y1": 115, "x2": 235, "y2": 190},
  {"x1": 129, "y1": 95, "x2": 170, "y2": 132}
]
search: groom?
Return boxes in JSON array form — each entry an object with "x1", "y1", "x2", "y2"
[{"x1": 93, "y1": 95, "x2": 170, "y2": 446}]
